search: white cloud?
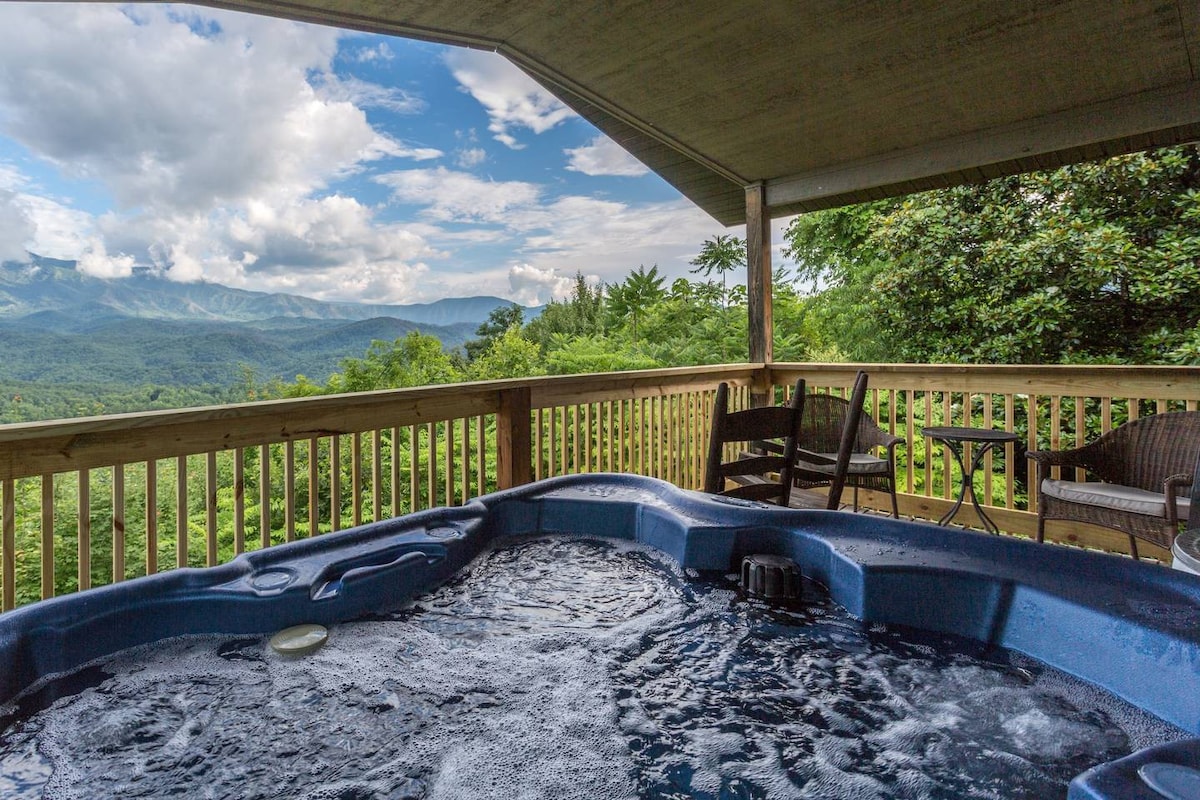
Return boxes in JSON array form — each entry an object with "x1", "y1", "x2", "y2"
[
  {"x1": 455, "y1": 147, "x2": 487, "y2": 168},
  {"x1": 507, "y1": 263, "x2": 576, "y2": 305},
  {"x1": 77, "y1": 237, "x2": 135, "y2": 278},
  {"x1": 0, "y1": 190, "x2": 34, "y2": 262},
  {"x1": 565, "y1": 136, "x2": 649, "y2": 177},
  {"x1": 377, "y1": 167, "x2": 540, "y2": 223},
  {"x1": 314, "y1": 74, "x2": 426, "y2": 115},
  {"x1": 351, "y1": 41, "x2": 393, "y2": 63},
  {"x1": 0, "y1": 5, "x2": 387, "y2": 213},
  {"x1": 443, "y1": 50, "x2": 574, "y2": 149}
]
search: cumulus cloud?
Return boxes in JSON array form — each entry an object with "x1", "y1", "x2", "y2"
[
  {"x1": 0, "y1": 190, "x2": 33, "y2": 262},
  {"x1": 377, "y1": 167, "x2": 541, "y2": 223},
  {"x1": 443, "y1": 50, "x2": 574, "y2": 149},
  {"x1": 565, "y1": 136, "x2": 649, "y2": 177},
  {"x1": 0, "y1": 5, "x2": 389, "y2": 213},
  {"x1": 507, "y1": 263, "x2": 576, "y2": 305},
  {"x1": 77, "y1": 237, "x2": 135, "y2": 278}
]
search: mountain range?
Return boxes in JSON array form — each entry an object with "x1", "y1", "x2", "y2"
[
  {"x1": 0, "y1": 255, "x2": 528, "y2": 391},
  {"x1": 0, "y1": 255, "x2": 519, "y2": 327}
]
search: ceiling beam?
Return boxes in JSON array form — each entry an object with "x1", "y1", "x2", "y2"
[{"x1": 765, "y1": 79, "x2": 1200, "y2": 212}]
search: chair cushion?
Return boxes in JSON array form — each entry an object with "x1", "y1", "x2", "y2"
[
  {"x1": 796, "y1": 453, "x2": 889, "y2": 475},
  {"x1": 1041, "y1": 479, "x2": 1190, "y2": 519}
]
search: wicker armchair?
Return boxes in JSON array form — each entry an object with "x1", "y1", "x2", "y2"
[
  {"x1": 792, "y1": 372, "x2": 906, "y2": 517},
  {"x1": 1026, "y1": 411, "x2": 1200, "y2": 557}
]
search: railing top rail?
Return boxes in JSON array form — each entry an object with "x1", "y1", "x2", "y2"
[
  {"x1": 0, "y1": 360, "x2": 1196, "y2": 482},
  {"x1": 769, "y1": 363, "x2": 1200, "y2": 399}
]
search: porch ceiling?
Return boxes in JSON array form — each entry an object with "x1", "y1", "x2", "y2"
[{"x1": 206, "y1": 0, "x2": 1200, "y2": 225}]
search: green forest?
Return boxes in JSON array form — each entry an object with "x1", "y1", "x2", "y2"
[{"x1": 4, "y1": 144, "x2": 1200, "y2": 606}]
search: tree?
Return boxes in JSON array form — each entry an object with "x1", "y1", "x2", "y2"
[
  {"x1": 524, "y1": 272, "x2": 605, "y2": 351},
  {"x1": 689, "y1": 234, "x2": 745, "y2": 307},
  {"x1": 329, "y1": 332, "x2": 462, "y2": 392},
  {"x1": 467, "y1": 327, "x2": 544, "y2": 380},
  {"x1": 606, "y1": 264, "x2": 665, "y2": 343},
  {"x1": 463, "y1": 304, "x2": 524, "y2": 362},
  {"x1": 783, "y1": 145, "x2": 1200, "y2": 364}
]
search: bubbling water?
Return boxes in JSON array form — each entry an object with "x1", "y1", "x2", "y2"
[{"x1": 0, "y1": 536, "x2": 1188, "y2": 799}]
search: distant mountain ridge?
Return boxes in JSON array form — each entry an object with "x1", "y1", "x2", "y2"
[
  {"x1": 0, "y1": 255, "x2": 533, "y2": 399},
  {"x1": 0, "y1": 255, "x2": 524, "y2": 327}
]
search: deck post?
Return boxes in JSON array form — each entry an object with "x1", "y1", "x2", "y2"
[
  {"x1": 496, "y1": 385, "x2": 532, "y2": 489},
  {"x1": 746, "y1": 182, "x2": 773, "y2": 407}
]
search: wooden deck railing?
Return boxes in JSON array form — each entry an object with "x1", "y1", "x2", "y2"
[{"x1": 1, "y1": 362, "x2": 1197, "y2": 610}]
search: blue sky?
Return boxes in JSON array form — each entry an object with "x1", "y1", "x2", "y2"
[{"x1": 0, "y1": 4, "x2": 795, "y2": 306}]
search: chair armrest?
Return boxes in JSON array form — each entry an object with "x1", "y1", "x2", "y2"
[
  {"x1": 794, "y1": 447, "x2": 837, "y2": 466},
  {"x1": 880, "y1": 436, "x2": 904, "y2": 461},
  {"x1": 1026, "y1": 446, "x2": 1096, "y2": 487},
  {"x1": 1025, "y1": 448, "x2": 1090, "y2": 468},
  {"x1": 1164, "y1": 473, "x2": 1192, "y2": 525}
]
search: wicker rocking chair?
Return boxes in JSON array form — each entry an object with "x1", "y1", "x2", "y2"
[
  {"x1": 703, "y1": 379, "x2": 806, "y2": 506},
  {"x1": 1026, "y1": 411, "x2": 1200, "y2": 558}
]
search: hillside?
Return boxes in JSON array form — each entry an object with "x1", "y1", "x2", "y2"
[{"x1": 0, "y1": 254, "x2": 525, "y2": 421}]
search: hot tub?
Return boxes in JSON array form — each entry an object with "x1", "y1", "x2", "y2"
[{"x1": 0, "y1": 474, "x2": 1197, "y2": 799}]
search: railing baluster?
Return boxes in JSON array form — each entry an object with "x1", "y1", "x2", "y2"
[
  {"x1": 205, "y1": 453, "x2": 218, "y2": 566},
  {"x1": 460, "y1": 417, "x2": 470, "y2": 504},
  {"x1": 309, "y1": 438, "x2": 319, "y2": 537},
  {"x1": 942, "y1": 392, "x2": 953, "y2": 500},
  {"x1": 983, "y1": 394, "x2": 994, "y2": 506},
  {"x1": 146, "y1": 461, "x2": 157, "y2": 576},
  {"x1": 534, "y1": 408, "x2": 544, "y2": 481},
  {"x1": 476, "y1": 416, "x2": 486, "y2": 497},
  {"x1": 391, "y1": 428, "x2": 401, "y2": 517},
  {"x1": 284, "y1": 441, "x2": 296, "y2": 541},
  {"x1": 1075, "y1": 396, "x2": 1087, "y2": 482},
  {"x1": 234, "y1": 448, "x2": 245, "y2": 554},
  {"x1": 352, "y1": 433, "x2": 363, "y2": 528},
  {"x1": 112, "y1": 465, "x2": 125, "y2": 583},
  {"x1": 2, "y1": 479, "x2": 13, "y2": 611},
  {"x1": 78, "y1": 470, "x2": 91, "y2": 589},
  {"x1": 373, "y1": 429, "x2": 383, "y2": 521},
  {"x1": 41, "y1": 475, "x2": 54, "y2": 599},
  {"x1": 260, "y1": 444, "x2": 271, "y2": 545},
  {"x1": 175, "y1": 456, "x2": 188, "y2": 569},
  {"x1": 1026, "y1": 394, "x2": 1040, "y2": 515},
  {"x1": 409, "y1": 425, "x2": 419, "y2": 511},
  {"x1": 427, "y1": 422, "x2": 437, "y2": 507},
  {"x1": 331, "y1": 435, "x2": 341, "y2": 531},
  {"x1": 445, "y1": 420, "x2": 454, "y2": 506},
  {"x1": 1004, "y1": 394, "x2": 1016, "y2": 510}
]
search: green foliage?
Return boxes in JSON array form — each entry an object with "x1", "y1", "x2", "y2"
[
  {"x1": 543, "y1": 335, "x2": 659, "y2": 374},
  {"x1": 689, "y1": 234, "x2": 745, "y2": 307},
  {"x1": 786, "y1": 145, "x2": 1200, "y2": 364},
  {"x1": 523, "y1": 273, "x2": 605, "y2": 351},
  {"x1": 463, "y1": 304, "x2": 524, "y2": 362},
  {"x1": 467, "y1": 327, "x2": 544, "y2": 380},
  {"x1": 329, "y1": 332, "x2": 463, "y2": 392},
  {"x1": 605, "y1": 264, "x2": 665, "y2": 343}
]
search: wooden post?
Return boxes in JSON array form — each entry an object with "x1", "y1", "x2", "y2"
[
  {"x1": 746, "y1": 182, "x2": 773, "y2": 407},
  {"x1": 497, "y1": 386, "x2": 532, "y2": 489}
]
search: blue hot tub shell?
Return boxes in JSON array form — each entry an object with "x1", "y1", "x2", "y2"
[{"x1": 0, "y1": 473, "x2": 1197, "y2": 799}]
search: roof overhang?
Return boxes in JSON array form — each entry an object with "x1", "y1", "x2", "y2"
[{"x1": 202, "y1": 0, "x2": 1200, "y2": 225}]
